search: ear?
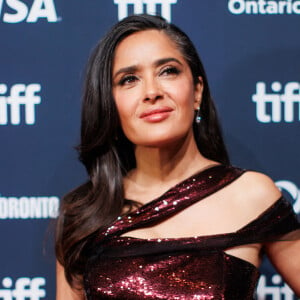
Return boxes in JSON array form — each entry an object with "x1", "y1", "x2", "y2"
[{"x1": 194, "y1": 76, "x2": 204, "y2": 110}]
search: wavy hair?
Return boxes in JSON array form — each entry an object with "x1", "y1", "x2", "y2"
[{"x1": 55, "y1": 14, "x2": 230, "y2": 287}]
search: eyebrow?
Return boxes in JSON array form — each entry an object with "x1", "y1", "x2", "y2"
[{"x1": 113, "y1": 57, "x2": 183, "y2": 79}]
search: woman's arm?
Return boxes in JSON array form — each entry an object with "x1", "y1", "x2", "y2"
[
  {"x1": 236, "y1": 171, "x2": 300, "y2": 296},
  {"x1": 265, "y1": 239, "x2": 300, "y2": 296},
  {"x1": 56, "y1": 261, "x2": 85, "y2": 300}
]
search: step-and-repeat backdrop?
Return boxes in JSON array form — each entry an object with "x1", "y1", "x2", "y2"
[{"x1": 0, "y1": 0, "x2": 299, "y2": 299}]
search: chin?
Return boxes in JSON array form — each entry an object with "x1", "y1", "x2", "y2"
[{"x1": 135, "y1": 134, "x2": 189, "y2": 149}]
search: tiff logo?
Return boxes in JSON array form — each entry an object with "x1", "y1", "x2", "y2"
[
  {"x1": 0, "y1": 84, "x2": 41, "y2": 125},
  {"x1": 114, "y1": 0, "x2": 178, "y2": 21},
  {"x1": 252, "y1": 81, "x2": 300, "y2": 123},
  {"x1": 257, "y1": 275, "x2": 294, "y2": 299},
  {"x1": 0, "y1": 277, "x2": 46, "y2": 300},
  {"x1": 276, "y1": 180, "x2": 300, "y2": 214}
]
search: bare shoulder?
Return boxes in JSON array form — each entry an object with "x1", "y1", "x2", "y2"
[
  {"x1": 238, "y1": 170, "x2": 281, "y2": 196},
  {"x1": 231, "y1": 170, "x2": 282, "y2": 215}
]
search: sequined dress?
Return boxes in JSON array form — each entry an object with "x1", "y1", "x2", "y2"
[{"x1": 84, "y1": 165, "x2": 300, "y2": 299}]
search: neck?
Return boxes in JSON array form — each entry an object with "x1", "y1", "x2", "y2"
[{"x1": 127, "y1": 131, "x2": 213, "y2": 187}]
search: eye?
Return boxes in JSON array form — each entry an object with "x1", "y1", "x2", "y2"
[
  {"x1": 118, "y1": 75, "x2": 138, "y2": 86},
  {"x1": 160, "y1": 66, "x2": 181, "y2": 77}
]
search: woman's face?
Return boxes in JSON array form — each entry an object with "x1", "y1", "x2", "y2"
[{"x1": 112, "y1": 29, "x2": 203, "y2": 147}]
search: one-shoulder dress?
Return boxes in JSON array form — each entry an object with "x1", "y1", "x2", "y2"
[{"x1": 83, "y1": 165, "x2": 300, "y2": 299}]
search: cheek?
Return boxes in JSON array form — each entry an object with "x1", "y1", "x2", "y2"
[
  {"x1": 170, "y1": 83, "x2": 195, "y2": 110},
  {"x1": 114, "y1": 93, "x2": 138, "y2": 135},
  {"x1": 116, "y1": 106, "x2": 131, "y2": 132},
  {"x1": 114, "y1": 90, "x2": 132, "y2": 117}
]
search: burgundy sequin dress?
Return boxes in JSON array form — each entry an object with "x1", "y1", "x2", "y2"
[{"x1": 84, "y1": 165, "x2": 300, "y2": 299}]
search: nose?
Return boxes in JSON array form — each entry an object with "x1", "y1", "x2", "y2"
[{"x1": 143, "y1": 77, "x2": 163, "y2": 102}]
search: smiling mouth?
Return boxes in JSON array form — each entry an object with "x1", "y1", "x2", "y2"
[
  {"x1": 139, "y1": 107, "x2": 174, "y2": 119},
  {"x1": 139, "y1": 107, "x2": 174, "y2": 123}
]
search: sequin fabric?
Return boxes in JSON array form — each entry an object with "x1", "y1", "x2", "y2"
[{"x1": 84, "y1": 165, "x2": 300, "y2": 299}]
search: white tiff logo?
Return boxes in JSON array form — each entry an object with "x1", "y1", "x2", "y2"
[
  {"x1": 0, "y1": 277, "x2": 46, "y2": 300},
  {"x1": 257, "y1": 275, "x2": 294, "y2": 299},
  {"x1": 276, "y1": 180, "x2": 300, "y2": 214},
  {"x1": 114, "y1": 0, "x2": 177, "y2": 21},
  {"x1": 252, "y1": 81, "x2": 300, "y2": 123},
  {"x1": 0, "y1": 0, "x2": 59, "y2": 23},
  {"x1": 0, "y1": 84, "x2": 41, "y2": 125},
  {"x1": 228, "y1": 0, "x2": 300, "y2": 15}
]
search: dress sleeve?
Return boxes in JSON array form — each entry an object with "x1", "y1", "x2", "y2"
[{"x1": 237, "y1": 196, "x2": 300, "y2": 244}]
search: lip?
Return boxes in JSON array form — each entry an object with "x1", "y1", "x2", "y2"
[{"x1": 139, "y1": 107, "x2": 174, "y2": 119}]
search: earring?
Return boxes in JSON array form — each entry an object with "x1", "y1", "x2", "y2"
[{"x1": 195, "y1": 108, "x2": 201, "y2": 123}]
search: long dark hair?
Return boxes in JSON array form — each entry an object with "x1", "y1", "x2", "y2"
[{"x1": 55, "y1": 14, "x2": 230, "y2": 287}]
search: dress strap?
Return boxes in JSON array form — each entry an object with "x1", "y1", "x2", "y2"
[
  {"x1": 96, "y1": 165, "x2": 245, "y2": 241},
  {"x1": 95, "y1": 197, "x2": 300, "y2": 260}
]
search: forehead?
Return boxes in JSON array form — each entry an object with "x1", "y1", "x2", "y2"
[{"x1": 113, "y1": 30, "x2": 185, "y2": 69}]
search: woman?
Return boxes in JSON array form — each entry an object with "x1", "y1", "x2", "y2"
[{"x1": 56, "y1": 14, "x2": 300, "y2": 299}]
